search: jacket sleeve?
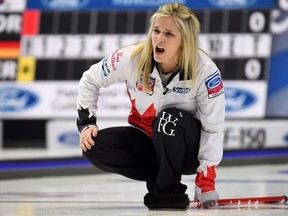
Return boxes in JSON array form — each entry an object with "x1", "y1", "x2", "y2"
[
  {"x1": 76, "y1": 46, "x2": 134, "y2": 132},
  {"x1": 195, "y1": 62, "x2": 225, "y2": 175}
]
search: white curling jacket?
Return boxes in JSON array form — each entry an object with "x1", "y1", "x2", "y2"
[{"x1": 77, "y1": 44, "x2": 225, "y2": 173}]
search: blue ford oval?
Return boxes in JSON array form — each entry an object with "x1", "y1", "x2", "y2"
[
  {"x1": 41, "y1": 0, "x2": 89, "y2": 10},
  {"x1": 0, "y1": 87, "x2": 39, "y2": 112},
  {"x1": 225, "y1": 87, "x2": 257, "y2": 112},
  {"x1": 58, "y1": 132, "x2": 80, "y2": 147},
  {"x1": 207, "y1": 77, "x2": 221, "y2": 89}
]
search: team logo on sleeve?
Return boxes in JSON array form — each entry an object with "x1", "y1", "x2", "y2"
[
  {"x1": 205, "y1": 71, "x2": 224, "y2": 99},
  {"x1": 102, "y1": 50, "x2": 124, "y2": 76},
  {"x1": 110, "y1": 50, "x2": 124, "y2": 71}
]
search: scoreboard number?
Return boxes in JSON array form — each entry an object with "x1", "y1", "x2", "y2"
[
  {"x1": 249, "y1": 12, "x2": 266, "y2": 32},
  {"x1": 244, "y1": 59, "x2": 261, "y2": 80}
]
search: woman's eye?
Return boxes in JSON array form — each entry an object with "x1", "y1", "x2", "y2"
[
  {"x1": 166, "y1": 32, "x2": 174, "y2": 37},
  {"x1": 153, "y1": 29, "x2": 160, "y2": 34}
]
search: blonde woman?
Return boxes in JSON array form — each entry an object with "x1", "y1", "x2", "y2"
[{"x1": 77, "y1": 3, "x2": 225, "y2": 210}]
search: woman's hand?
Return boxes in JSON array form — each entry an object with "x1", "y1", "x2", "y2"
[{"x1": 80, "y1": 125, "x2": 99, "y2": 152}]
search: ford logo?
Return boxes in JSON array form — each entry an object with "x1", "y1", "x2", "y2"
[
  {"x1": 41, "y1": 0, "x2": 90, "y2": 10},
  {"x1": 209, "y1": 0, "x2": 258, "y2": 9},
  {"x1": 225, "y1": 87, "x2": 256, "y2": 112},
  {"x1": 0, "y1": 87, "x2": 39, "y2": 112},
  {"x1": 58, "y1": 132, "x2": 79, "y2": 146},
  {"x1": 207, "y1": 77, "x2": 221, "y2": 89}
]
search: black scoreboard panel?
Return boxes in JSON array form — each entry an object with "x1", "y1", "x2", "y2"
[
  {"x1": 214, "y1": 58, "x2": 267, "y2": 80},
  {"x1": 34, "y1": 59, "x2": 98, "y2": 80},
  {"x1": 33, "y1": 58, "x2": 268, "y2": 81},
  {"x1": 35, "y1": 10, "x2": 271, "y2": 34},
  {"x1": 38, "y1": 11, "x2": 150, "y2": 34},
  {"x1": 21, "y1": 8, "x2": 271, "y2": 82}
]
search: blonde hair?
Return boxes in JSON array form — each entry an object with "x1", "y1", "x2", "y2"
[{"x1": 132, "y1": 3, "x2": 200, "y2": 91}]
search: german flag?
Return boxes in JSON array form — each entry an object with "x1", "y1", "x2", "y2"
[{"x1": 0, "y1": 41, "x2": 20, "y2": 59}]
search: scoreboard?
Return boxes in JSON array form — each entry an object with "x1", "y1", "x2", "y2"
[
  {"x1": 18, "y1": 9, "x2": 272, "y2": 81},
  {"x1": 1, "y1": 0, "x2": 288, "y2": 151},
  {"x1": 19, "y1": 2, "x2": 273, "y2": 82}
]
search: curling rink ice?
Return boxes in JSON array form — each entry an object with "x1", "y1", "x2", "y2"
[{"x1": 0, "y1": 163, "x2": 288, "y2": 216}]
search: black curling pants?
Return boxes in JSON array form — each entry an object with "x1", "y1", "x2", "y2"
[{"x1": 83, "y1": 107, "x2": 201, "y2": 188}]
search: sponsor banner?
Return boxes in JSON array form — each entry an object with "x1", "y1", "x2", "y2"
[
  {"x1": 0, "y1": 60, "x2": 17, "y2": 80},
  {"x1": 224, "y1": 81, "x2": 267, "y2": 118},
  {"x1": 0, "y1": 81, "x2": 266, "y2": 119},
  {"x1": 0, "y1": 81, "x2": 130, "y2": 119},
  {"x1": 26, "y1": 0, "x2": 274, "y2": 11},
  {"x1": 46, "y1": 119, "x2": 80, "y2": 152},
  {"x1": 47, "y1": 119, "x2": 288, "y2": 152},
  {"x1": 223, "y1": 120, "x2": 288, "y2": 149},
  {"x1": 46, "y1": 118, "x2": 129, "y2": 151},
  {"x1": 0, "y1": 0, "x2": 26, "y2": 12},
  {"x1": 20, "y1": 33, "x2": 271, "y2": 59}
]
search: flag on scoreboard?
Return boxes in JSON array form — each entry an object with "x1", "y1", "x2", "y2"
[
  {"x1": 17, "y1": 57, "x2": 36, "y2": 81},
  {"x1": 0, "y1": 41, "x2": 20, "y2": 59}
]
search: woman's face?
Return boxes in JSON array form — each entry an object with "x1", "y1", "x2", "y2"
[{"x1": 151, "y1": 16, "x2": 182, "y2": 69}]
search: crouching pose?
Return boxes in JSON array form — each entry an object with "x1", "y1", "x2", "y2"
[{"x1": 77, "y1": 3, "x2": 225, "y2": 210}]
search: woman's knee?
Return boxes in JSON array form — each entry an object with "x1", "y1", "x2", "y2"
[
  {"x1": 82, "y1": 146, "x2": 114, "y2": 173},
  {"x1": 82, "y1": 145, "x2": 101, "y2": 163}
]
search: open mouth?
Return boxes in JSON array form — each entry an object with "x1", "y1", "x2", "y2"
[{"x1": 156, "y1": 46, "x2": 165, "y2": 54}]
